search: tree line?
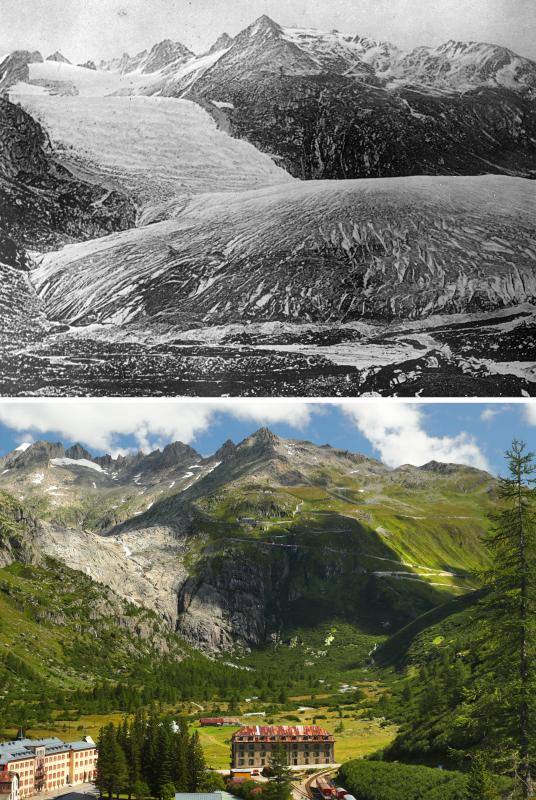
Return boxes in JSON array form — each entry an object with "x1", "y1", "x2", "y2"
[
  {"x1": 95, "y1": 707, "x2": 224, "y2": 800},
  {"x1": 380, "y1": 440, "x2": 536, "y2": 799}
]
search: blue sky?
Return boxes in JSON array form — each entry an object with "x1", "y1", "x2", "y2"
[{"x1": 0, "y1": 401, "x2": 534, "y2": 475}]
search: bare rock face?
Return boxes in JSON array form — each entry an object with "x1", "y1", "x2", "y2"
[
  {"x1": 35, "y1": 522, "x2": 191, "y2": 627},
  {"x1": 0, "y1": 97, "x2": 136, "y2": 253},
  {"x1": 0, "y1": 493, "x2": 40, "y2": 567},
  {"x1": 177, "y1": 557, "x2": 268, "y2": 650},
  {"x1": 0, "y1": 50, "x2": 43, "y2": 94},
  {"x1": 46, "y1": 51, "x2": 71, "y2": 64}
]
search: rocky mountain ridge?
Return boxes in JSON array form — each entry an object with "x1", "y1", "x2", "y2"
[{"x1": 0, "y1": 428, "x2": 496, "y2": 652}]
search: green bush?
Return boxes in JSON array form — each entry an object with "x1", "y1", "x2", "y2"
[{"x1": 337, "y1": 760, "x2": 512, "y2": 800}]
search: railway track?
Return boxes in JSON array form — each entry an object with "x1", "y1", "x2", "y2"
[{"x1": 299, "y1": 767, "x2": 339, "y2": 800}]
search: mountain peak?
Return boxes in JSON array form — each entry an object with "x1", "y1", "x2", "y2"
[
  {"x1": 46, "y1": 51, "x2": 71, "y2": 64},
  {"x1": 240, "y1": 427, "x2": 281, "y2": 451},
  {"x1": 65, "y1": 443, "x2": 94, "y2": 461},
  {"x1": 247, "y1": 14, "x2": 282, "y2": 38},
  {"x1": 213, "y1": 439, "x2": 237, "y2": 461},
  {"x1": 208, "y1": 32, "x2": 234, "y2": 54},
  {"x1": 6, "y1": 440, "x2": 65, "y2": 469}
]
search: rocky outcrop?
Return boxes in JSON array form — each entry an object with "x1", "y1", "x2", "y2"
[
  {"x1": 0, "y1": 492, "x2": 40, "y2": 567},
  {"x1": 177, "y1": 556, "x2": 268, "y2": 650},
  {"x1": 77, "y1": 60, "x2": 97, "y2": 70},
  {"x1": 46, "y1": 51, "x2": 71, "y2": 64},
  {"x1": 208, "y1": 33, "x2": 234, "y2": 55},
  {"x1": 0, "y1": 97, "x2": 136, "y2": 253},
  {"x1": 65, "y1": 443, "x2": 94, "y2": 461},
  {"x1": 0, "y1": 50, "x2": 43, "y2": 94}
]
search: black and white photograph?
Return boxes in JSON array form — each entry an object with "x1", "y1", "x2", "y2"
[{"x1": 1, "y1": 0, "x2": 535, "y2": 395}]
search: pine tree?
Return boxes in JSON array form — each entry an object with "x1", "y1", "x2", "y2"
[
  {"x1": 473, "y1": 440, "x2": 536, "y2": 797},
  {"x1": 172, "y1": 719, "x2": 189, "y2": 791},
  {"x1": 96, "y1": 723, "x2": 128, "y2": 800},
  {"x1": 160, "y1": 782, "x2": 176, "y2": 800},
  {"x1": 264, "y1": 746, "x2": 292, "y2": 800},
  {"x1": 465, "y1": 753, "x2": 499, "y2": 800},
  {"x1": 187, "y1": 731, "x2": 208, "y2": 792}
]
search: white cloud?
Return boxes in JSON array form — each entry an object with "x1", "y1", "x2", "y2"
[
  {"x1": 344, "y1": 403, "x2": 489, "y2": 470},
  {"x1": 0, "y1": 401, "x2": 313, "y2": 454},
  {"x1": 523, "y1": 404, "x2": 536, "y2": 426},
  {"x1": 223, "y1": 400, "x2": 313, "y2": 429},
  {"x1": 481, "y1": 404, "x2": 512, "y2": 422}
]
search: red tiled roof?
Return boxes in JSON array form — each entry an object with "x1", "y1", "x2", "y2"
[{"x1": 233, "y1": 725, "x2": 332, "y2": 740}]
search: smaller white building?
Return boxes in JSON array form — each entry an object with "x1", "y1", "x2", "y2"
[{"x1": 0, "y1": 771, "x2": 20, "y2": 800}]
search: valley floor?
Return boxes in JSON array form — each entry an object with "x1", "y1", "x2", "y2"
[
  {"x1": 0, "y1": 702, "x2": 397, "y2": 770},
  {"x1": 1, "y1": 304, "x2": 534, "y2": 396}
]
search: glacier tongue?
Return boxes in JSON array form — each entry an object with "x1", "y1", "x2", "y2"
[{"x1": 12, "y1": 94, "x2": 293, "y2": 218}]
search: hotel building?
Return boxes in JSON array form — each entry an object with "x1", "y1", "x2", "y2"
[
  {"x1": 231, "y1": 725, "x2": 335, "y2": 769},
  {"x1": 0, "y1": 736, "x2": 97, "y2": 798}
]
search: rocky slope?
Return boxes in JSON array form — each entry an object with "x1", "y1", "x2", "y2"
[
  {"x1": 0, "y1": 429, "x2": 497, "y2": 653},
  {"x1": 0, "y1": 97, "x2": 135, "y2": 254},
  {"x1": 0, "y1": 488, "x2": 204, "y2": 711},
  {"x1": 183, "y1": 16, "x2": 536, "y2": 180}
]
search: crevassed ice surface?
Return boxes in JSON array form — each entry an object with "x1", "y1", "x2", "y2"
[{"x1": 13, "y1": 94, "x2": 293, "y2": 215}]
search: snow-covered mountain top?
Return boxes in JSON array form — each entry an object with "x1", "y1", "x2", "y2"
[
  {"x1": 50, "y1": 457, "x2": 105, "y2": 472},
  {"x1": 100, "y1": 38, "x2": 194, "y2": 75},
  {"x1": 3, "y1": 13, "x2": 536, "y2": 97},
  {"x1": 393, "y1": 38, "x2": 536, "y2": 90},
  {"x1": 281, "y1": 25, "x2": 401, "y2": 75}
]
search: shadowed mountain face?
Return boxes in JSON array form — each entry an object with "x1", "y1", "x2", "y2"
[
  {"x1": 183, "y1": 16, "x2": 536, "y2": 180},
  {"x1": 0, "y1": 429, "x2": 497, "y2": 652},
  {"x1": 0, "y1": 97, "x2": 135, "y2": 255}
]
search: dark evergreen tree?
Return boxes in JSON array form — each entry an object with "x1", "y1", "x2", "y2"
[
  {"x1": 472, "y1": 440, "x2": 536, "y2": 796},
  {"x1": 187, "y1": 730, "x2": 208, "y2": 792},
  {"x1": 172, "y1": 719, "x2": 189, "y2": 791},
  {"x1": 465, "y1": 753, "x2": 500, "y2": 800},
  {"x1": 96, "y1": 723, "x2": 128, "y2": 800},
  {"x1": 264, "y1": 746, "x2": 292, "y2": 800}
]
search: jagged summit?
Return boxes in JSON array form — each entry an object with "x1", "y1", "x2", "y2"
[
  {"x1": 208, "y1": 32, "x2": 234, "y2": 54},
  {"x1": 65, "y1": 443, "x2": 94, "y2": 461},
  {"x1": 77, "y1": 60, "x2": 97, "y2": 70},
  {"x1": 142, "y1": 39, "x2": 194, "y2": 73},
  {"x1": 4, "y1": 440, "x2": 65, "y2": 469},
  {"x1": 46, "y1": 51, "x2": 71, "y2": 64},
  {"x1": 99, "y1": 38, "x2": 194, "y2": 75},
  {"x1": 240, "y1": 426, "x2": 281, "y2": 449},
  {"x1": 213, "y1": 439, "x2": 237, "y2": 461}
]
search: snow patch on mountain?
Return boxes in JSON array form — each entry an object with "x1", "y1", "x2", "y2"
[
  {"x1": 15, "y1": 442, "x2": 32, "y2": 452},
  {"x1": 51, "y1": 457, "x2": 105, "y2": 472}
]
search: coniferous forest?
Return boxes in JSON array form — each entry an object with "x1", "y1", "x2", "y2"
[{"x1": 96, "y1": 708, "x2": 226, "y2": 800}]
